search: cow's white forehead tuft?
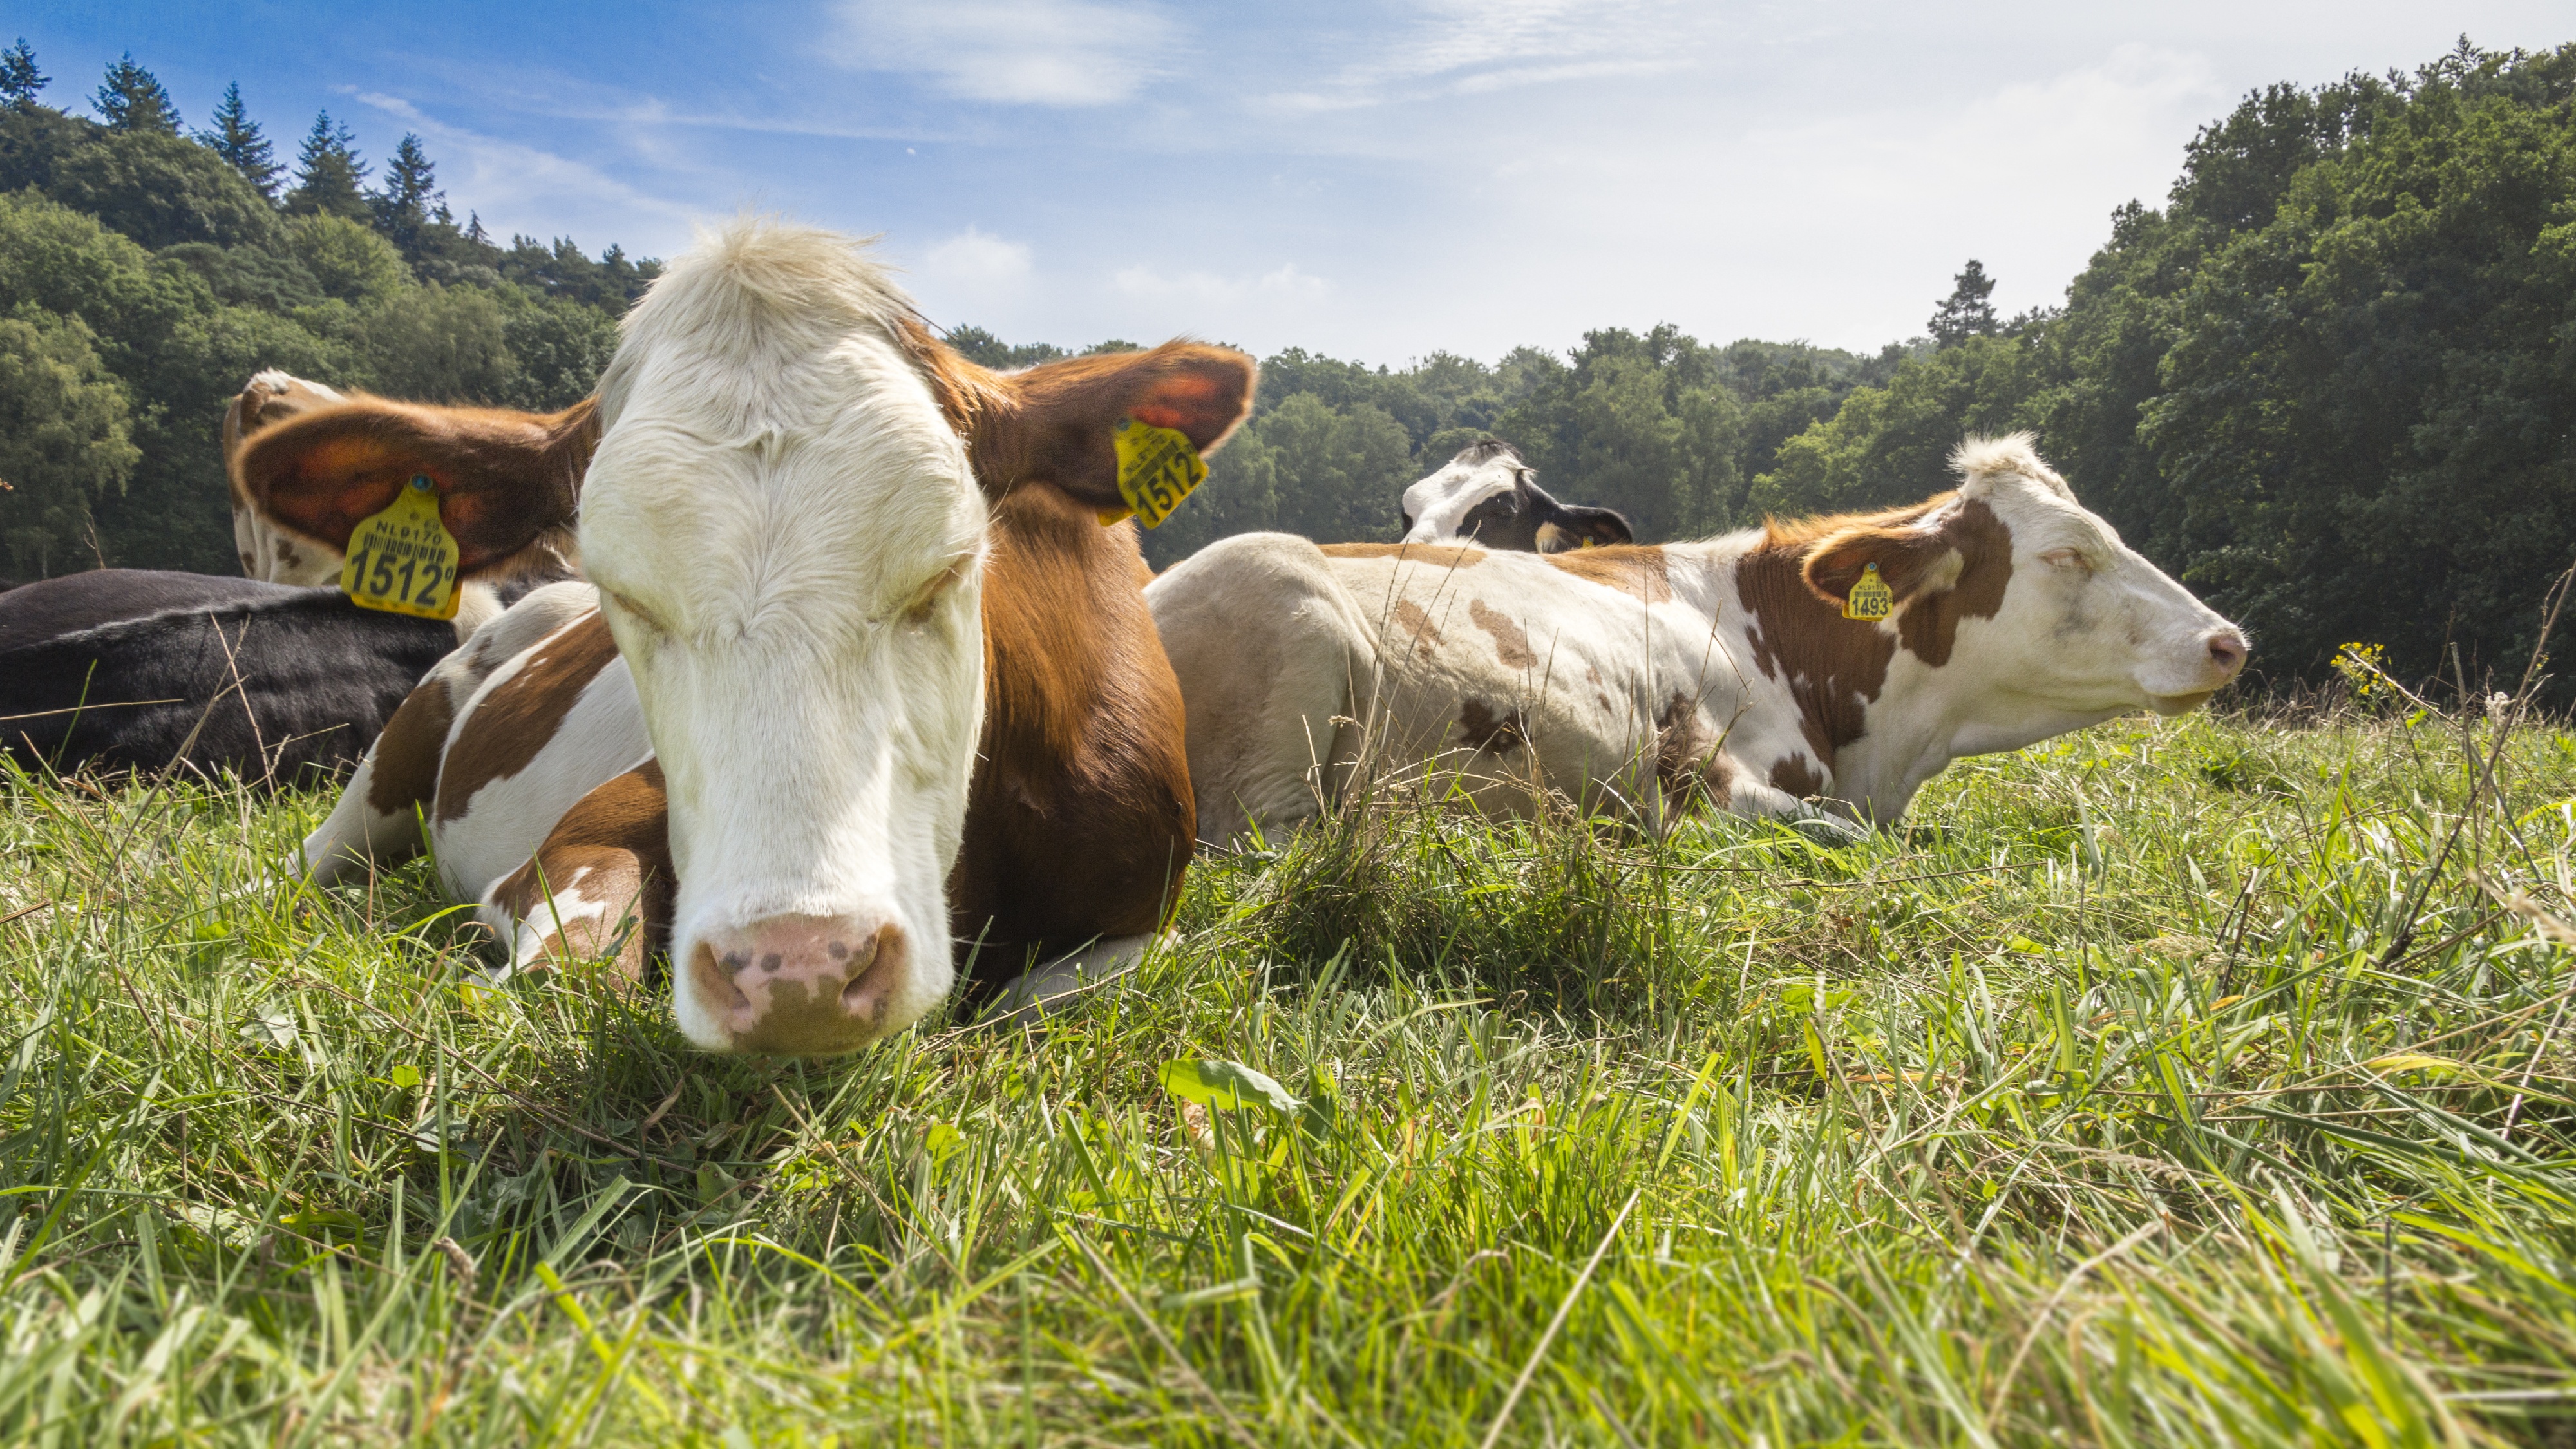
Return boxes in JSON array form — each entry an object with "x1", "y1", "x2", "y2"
[{"x1": 1950, "y1": 432, "x2": 2075, "y2": 502}]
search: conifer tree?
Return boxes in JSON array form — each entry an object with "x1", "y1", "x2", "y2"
[
  {"x1": 285, "y1": 111, "x2": 370, "y2": 218},
  {"x1": 91, "y1": 53, "x2": 179, "y2": 134},
  {"x1": 195, "y1": 82, "x2": 281, "y2": 199},
  {"x1": 369, "y1": 133, "x2": 444, "y2": 252},
  {"x1": 0, "y1": 38, "x2": 44, "y2": 109},
  {"x1": 1928, "y1": 260, "x2": 2000, "y2": 347}
]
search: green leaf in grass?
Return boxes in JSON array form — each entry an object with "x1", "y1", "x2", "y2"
[{"x1": 1159, "y1": 1059, "x2": 1302, "y2": 1115}]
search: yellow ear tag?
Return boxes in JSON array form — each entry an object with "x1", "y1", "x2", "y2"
[
  {"x1": 1097, "y1": 416, "x2": 1208, "y2": 529},
  {"x1": 340, "y1": 474, "x2": 461, "y2": 620},
  {"x1": 1843, "y1": 563, "x2": 1895, "y2": 622}
]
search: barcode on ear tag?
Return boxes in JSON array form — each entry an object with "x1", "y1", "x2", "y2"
[
  {"x1": 1843, "y1": 564, "x2": 1894, "y2": 622},
  {"x1": 1108, "y1": 417, "x2": 1207, "y2": 529},
  {"x1": 341, "y1": 475, "x2": 462, "y2": 620}
]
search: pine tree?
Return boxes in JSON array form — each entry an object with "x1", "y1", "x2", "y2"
[
  {"x1": 1928, "y1": 260, "x2": 2000, "y2": 347},
  {"x1": 195, "y1": 82, "x2": 281, "y2": 199},
  {"x1": 285, "y1": 111, "x2": 370, "y2": 219},
  {"x1": 368, "y1": 132, "x2": 444, "y2": 252},
  {"x1": 92, "y1": 53, "x2": 179, "y2": 134},
  {"x1": 0, "y1": 38, "x2": 45, "y2": 109}
]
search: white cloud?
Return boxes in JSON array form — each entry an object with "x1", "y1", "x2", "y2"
[
  {"x1": 833, "y1": 0, "x2": 1183, "y2": 106},
  {"x1": 1259, "y1": 0, "x2": 1716, "y2": 111},
  {"x1": 924, "y1": 226, "x2": 1034, "y2": 284},
  {"x1": 1113, "y1": 262, "x2": 1329, "y2": 304}
]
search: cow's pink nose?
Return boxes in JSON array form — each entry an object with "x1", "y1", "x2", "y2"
[
  {"x1": 2206, "y1": 630, "x2": 2249, "y2": 675},
  {"x1": 687, "y1": 916, "x2": 908, "y2": 1055}
]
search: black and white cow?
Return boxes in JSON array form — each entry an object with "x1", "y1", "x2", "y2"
[
  {"x1": 0, "y1": 381, "x2": 593, "y2": 784},
  {"x1": 1399, "y1": 438, "x2": 1633, "y2": 553}
]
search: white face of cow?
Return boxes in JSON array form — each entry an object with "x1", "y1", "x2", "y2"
[
  {"x1": 1399, "y1": 439, "x2": 1633, "y2": 553},
  {"x1": 1808, "y1": 436, "x2": 2248, "y2": 761},
  {"x1": 582, "y1": 222, "x2": 989, "y2": 1056},
  {"x1": 1401, "y1": 441, "x2": 1526, "y2": 544}
]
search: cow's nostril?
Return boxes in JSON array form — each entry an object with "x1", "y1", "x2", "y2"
[
  {"x1": 839, "y1": 925, "x2": 905, "y2": 1019},
  {"x1": 2208, "y1": 633, "x2": 2247, "y2": 670}
]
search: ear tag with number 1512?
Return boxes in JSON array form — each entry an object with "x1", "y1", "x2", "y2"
[
  {"x1": 340, "y1": 474, "x2": 461, "y2": 620},
  {"x1": 1843, "y1": 563, "x2": 1894, "y2": 621},
  {"x1": 1097, "y1": 416, "x2": 1208, "y2": 529}
]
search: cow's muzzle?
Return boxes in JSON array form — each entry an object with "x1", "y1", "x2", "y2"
[{"x1": 685, "y1": 915, "x2": 911, "y2": 1055}]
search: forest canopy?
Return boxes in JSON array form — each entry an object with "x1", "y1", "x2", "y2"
[{"x1": 1, "y1": 38, "x2": 2571, "y2": 690}]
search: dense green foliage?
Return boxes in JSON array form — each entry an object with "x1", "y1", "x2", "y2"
[
  {"x1": 11, "y1": 702, "x2": 2576, "y2": 1441},
  {"x1": 1753, "y1": 41, "x2": 2576, "y2": 691},
  {"x1": 0, "y1": 50, "x2": 649, "y2": 576}
]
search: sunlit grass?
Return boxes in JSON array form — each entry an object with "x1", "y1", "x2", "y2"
[{"x1": 7, "y1": 703, "x2": 2576, "y2": 1444}]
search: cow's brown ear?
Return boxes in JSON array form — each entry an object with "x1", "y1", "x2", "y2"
[
  {"x1": 1801, "y1": 520, "x2": 1962, "y2": 611},
  {"x1": 956, "y1": 340, "x2": 1256, "y2": 508},
  {"x1": 234, "y1": 397, "x2": 599, "y2": 574}
]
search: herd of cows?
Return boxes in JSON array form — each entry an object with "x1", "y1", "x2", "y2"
[{"x1": 0, "y1": 219, "x2": 2251, "y2": 1055}]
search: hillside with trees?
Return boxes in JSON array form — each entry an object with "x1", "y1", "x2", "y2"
[{"x1": 2, "y1": 37, "x2": 2571, "y2": 690}]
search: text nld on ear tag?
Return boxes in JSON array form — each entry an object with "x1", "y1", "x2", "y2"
[
  {"x1": 341, "y1": 474, "x2": 462, "y2": 620},
  {"x1": 1098, "y1": 416, "x2": 1208, "y2": 529},
  {"x1": 1843, "y1": 563, "x2": 1895, "y2": 622}
]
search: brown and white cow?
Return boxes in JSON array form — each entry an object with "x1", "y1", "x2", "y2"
[
  {"x1": 298, "y1": 218, "x2": 1254, "y2": 1054},
  {"x1": 1147, "y1": 435, "x2": 2247, "y2": 842}
]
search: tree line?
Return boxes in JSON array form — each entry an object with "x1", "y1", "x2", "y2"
[
  {"x1": 3, "y1": 39, "x2": 2571, "y2": 690},
  {"x1": 0, "y1": 44, "x2": 649, "y2": 576}
]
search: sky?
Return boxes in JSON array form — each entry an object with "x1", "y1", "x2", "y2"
[{"x1": 19, "y1": 3, "x2": 2573, "y2": 366}]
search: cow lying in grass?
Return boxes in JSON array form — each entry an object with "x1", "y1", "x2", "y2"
[
  {"x1": 0, "y1": 375, "x2": 591, "y2": 782},
  {"x1": 1148, "y1": 434, "x2": 2248, "y2": 843},
  {"x1": 301, "y1": 218, "x2": 1255, "y2": 1053},
  {"x1": 1399, "y1": 438, "x2": 1632, "y2": 552}
]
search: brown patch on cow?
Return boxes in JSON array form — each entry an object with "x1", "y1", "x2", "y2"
[
  {"x1": 1392, "y1": 598, "x2": 1443, "y2": 650},
  {"x1": 1738, "y1": 495, "x2": 2017, "y2": 771},
  {"x1": 947, "y1": 485, "x2": 1197, "y2": 994},
  {"x1": 1320, "y1": 542, "x2": 1487, "y2": 567},
  {"x1": 433, "y1": 611, "x2": 618, "y2": 823},
  {"x1": 365, "y1": 674, "x2": 459, "y2": 818},
  {"x1": 1546, "y1": 544, "x2": 1672, "y2": 604},
  {"x1": 1770, "y1": 755, "x2": 1826, "y2": 800},
  {"x1": 1893, "y1": 500, "x2": 2013, "y2": 667},
  {"x1": 1468, "y1": 598, "x2": 1536, "y2": 669},
  {"x1": 1654, "y1": 692, "x2": 1730, "y2": 813},
  {"x1": 487, "y1": 761, "x2": 673, "y2": 983},
  {"x1": 1457, "y1": 699, "x2": 1526, "y2": 752}
]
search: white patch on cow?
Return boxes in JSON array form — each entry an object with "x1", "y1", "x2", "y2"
[
  {"x1": 1401, "y1": 441, "x2": 1526, "y2": 544},
  {"x1": 580, "y1": 218, "x2": 988, "y2": 1053},
  {"x1": 477, "y1": 865, "x2": 618, "y2": 983}
]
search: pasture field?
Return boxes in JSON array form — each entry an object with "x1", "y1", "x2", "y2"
[{"x1": 7, "y1": 703, "x2": 2576, "y2": 1445}]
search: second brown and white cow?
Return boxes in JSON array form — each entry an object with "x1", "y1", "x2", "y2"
[
  {"x1": 296, "y1": 218, "x2": 1255, "y2": 1054},
  {"x1": 1148, "y1": 435, "x2": 2246, "y2": 842}
]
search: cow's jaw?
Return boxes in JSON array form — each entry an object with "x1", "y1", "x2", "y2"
[{"x1": 583, "y1": 229, "x2": 989, "y2": 1056}]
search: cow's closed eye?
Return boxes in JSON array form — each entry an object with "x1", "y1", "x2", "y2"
[
  {"x1": 899, "y1": 556, "x2": 974, "y2": 623},
  {"x1": 2037, "y1": 548, "x2": 2092, "y2": 573}
]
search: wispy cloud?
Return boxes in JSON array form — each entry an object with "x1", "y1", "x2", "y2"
[
  {"x1": 831, "y1": 0, "x2": 1187, "y2": 106},
  {"x1": 1113, "y1": 262, "x2": 1329, "y2": 305},
  {"x1": 923, "y1": 226, "x2": 1034, "y2": 283},
  {"x1": 351, "y1": 91, "x2": 699, "y2": 239},
  {"x1": 1258, "y1": 0, "x2": 1715, "y2": 112}
]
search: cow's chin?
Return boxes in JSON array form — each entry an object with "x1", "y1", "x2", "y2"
[{"x1": 2145, "y1": 689, "x2": 2217, "y2": 717}]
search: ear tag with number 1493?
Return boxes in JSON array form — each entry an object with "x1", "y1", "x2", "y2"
[
  {"x1": 1843, "y1": 563, "x2": 1894, "y2": 621},
  {"x1": 1097, "y1": 416, "x2": 1208, "y2": 529},
  {"x1": 340, "y1": 474, "x2": 461, "y2": 620}
]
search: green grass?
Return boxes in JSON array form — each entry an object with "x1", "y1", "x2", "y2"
[{"x1": 9, "y1": 703, "x2": 2576, "y2": 1445}]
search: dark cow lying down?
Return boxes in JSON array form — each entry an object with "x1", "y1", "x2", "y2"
[
  {"x1": 301, "y1": 219, "x2": 1257, "y2": 1053},
  {"x1": 1149, "y1": 435, "x2": 2248, "y2": 842},
  {"x1": 0, "y1": 375, "x2": 593, "y2": 782},
  {"x1": 1399, "y1": 438, "x2": 1632, "y2": 552}
]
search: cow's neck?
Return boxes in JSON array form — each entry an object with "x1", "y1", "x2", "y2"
[{"x1": 1709, "y1": 538, "x2": 1968, "y2": 822}]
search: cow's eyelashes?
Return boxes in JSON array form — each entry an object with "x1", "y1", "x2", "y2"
[
  {"x1": 898, "y1": 557, "x2": 974, "y2": 624},
  {"x1": 2038, "y1": 548, "x2": 2092, "y2": 574}
]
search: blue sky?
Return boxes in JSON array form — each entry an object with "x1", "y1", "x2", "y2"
[{"x1": 21, "y1": 3, "x2": 2573, "y2": 365}]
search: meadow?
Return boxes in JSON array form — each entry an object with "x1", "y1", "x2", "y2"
[{"x1": 6, "y1": 690, "x2": 2576, "y2": 1446}]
